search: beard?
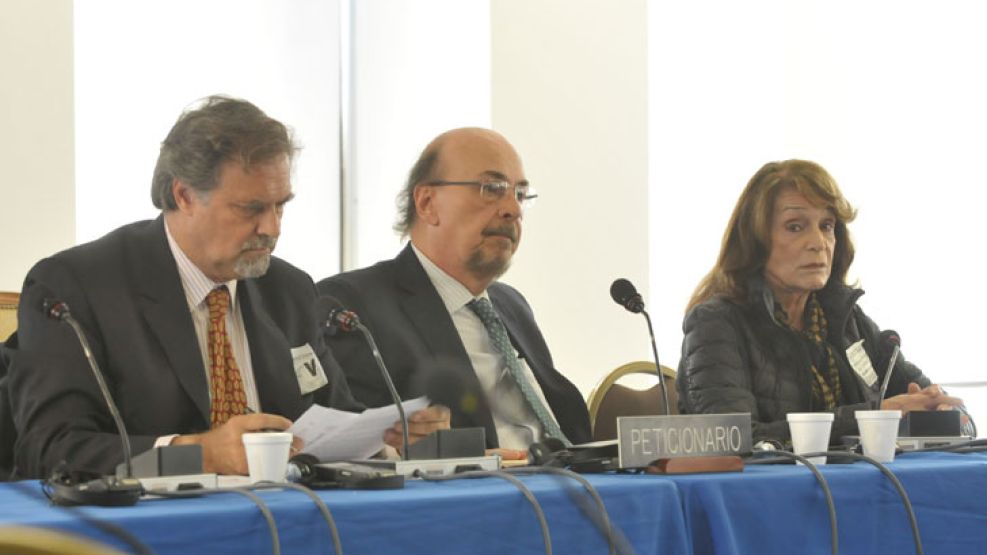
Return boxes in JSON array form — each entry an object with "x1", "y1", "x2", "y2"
[
  {"x1": 466, "y1": 224, "x2": 518, "y2": 281},
  {"x1": 233, "y1": 235, "x2": 277, "y2": 278}
]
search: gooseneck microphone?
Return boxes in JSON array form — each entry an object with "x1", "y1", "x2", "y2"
[
  {"x1": 318, "y1": 296, "x2": 410, "y2": 460},
  {"x1": 45, "y1": 299, "x2": 134, "y2": 477},
  {"x1": 609, "y1": 279, "x2": 670, "y2": 415},
  {"x1": 43, "y1": 298, "x2": 142, "y2": 506},
  {"x1": 876, "y1": 330, "x2": 901, "y2": 409}
]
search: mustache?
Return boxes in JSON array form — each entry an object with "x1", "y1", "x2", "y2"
[
  {"x1": 481, "y1": 225, "x2": 518, "y2": 242},
  {"x1": 241, "y1": 235, "x2": 277, "y2": 251}
]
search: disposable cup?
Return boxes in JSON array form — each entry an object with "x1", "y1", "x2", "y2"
[
  {"x1": 855, "y1": 410, "x2": 901, "y2": 463},
  {"x1": 242, "y1": 432, "x2": 293, "y2": 483},
  {"x1": 787, "y1": 412, "x2": 835, "y2": 465}
]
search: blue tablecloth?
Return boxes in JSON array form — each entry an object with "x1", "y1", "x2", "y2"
[
  {"x1": 2, "y1": 452, "x2": 986, "y2": 554},
  {"x1": 669, "y1": 451, "x2": 987, "y2": 555},
  {"x1": 0, "y1": 472, "x2": 688, "y2": 554}
]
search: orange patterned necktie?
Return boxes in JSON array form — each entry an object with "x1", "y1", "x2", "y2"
[{"x1": 206, "y1": 286, "x2": 247, "y2": 427}]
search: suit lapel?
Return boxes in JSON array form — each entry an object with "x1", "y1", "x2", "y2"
[
  {"x1": 395, "y1": 246, "x2": 473, "y2": 367},
  {"x1": 239, "y1": 280, "x2": 307, "y2": 420},
  {"x1": 134, "y1": 217, "x2": 210, "y2": 424}
]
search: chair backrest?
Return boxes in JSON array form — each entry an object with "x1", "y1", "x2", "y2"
[
  {"x1": 0, "y1": 292, "x2": 18, "y2": 342},
  {"x1": 0, "y1": 526, "x2": 127, "y2": 555},
  {"x1": 0, "y1": 292, "x2": 18, "y2": 480},
  {"x1": 587, "y1": 361, "x2": 678, "y2": 442}
]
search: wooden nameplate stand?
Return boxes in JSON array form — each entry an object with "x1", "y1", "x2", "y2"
[{"x1": 645, "y1": 455, "x2": 744, "y2": 474}]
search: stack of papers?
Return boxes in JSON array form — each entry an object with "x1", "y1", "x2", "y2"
[{"x1": 288, "y1": 397, "x2": 430, "y2": 461}]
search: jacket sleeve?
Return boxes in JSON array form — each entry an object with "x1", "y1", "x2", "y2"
[
  {"x1": 848, "y1": 306, "x2": 975, "y2": 436},
  {"x1": 677, "y1": 301, "x2": 791, "y2": 443},
  {"x1": 10, "y1": 258, "x2": 158, "y2": 478}
]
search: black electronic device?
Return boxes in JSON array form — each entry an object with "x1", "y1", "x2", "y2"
[
  {"x1": 528, "y1": 438, "x2": 617, "y2": 473},
  {"x1": 287, "y1": 454, "x2": 404, "y2": 489},
  {"x1": 116, "y1": 444, "x2": 204, "y2": 478},
  {"x1": 898, "y1": 410, "x2": 963, "y2": 437},
  {"x1": 45, "y1": 466, "x2": 143, "y2": 507},
  {"x1": 406, "y1": 428, "x2": 486, "y2": 459},
  {"x1": 42, "y1": 299, "x2": 143, "y2": 506},
  {"x1": 609, "y1": 278, "x2": 670, "y2": 415}
]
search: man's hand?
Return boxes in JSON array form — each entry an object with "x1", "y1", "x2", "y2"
[
  {"x1": 487, "y1": 448, "x2": 529, "y2": 461},
  {"x1": 384, "y1": 405, "x2": 451, "y2": 451},
  {"x1": 172, "y1": 413, "x2": 303, "y2": 475},
  {"x1": 882, "y1": 382, "x2": 965, "y2": 414}
]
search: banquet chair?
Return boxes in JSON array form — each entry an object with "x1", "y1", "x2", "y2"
[{"x1": 587, "y1": 361, "x2": 678, "y2": 442}]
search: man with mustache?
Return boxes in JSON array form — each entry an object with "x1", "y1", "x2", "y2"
[
  {"x1": 7, "y1": 96, "x2": 447, "y2": 479},
  {"x1": 317, "y1": 128, "x2": 591, "y2": 452}
]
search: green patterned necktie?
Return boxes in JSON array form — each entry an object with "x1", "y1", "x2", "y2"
[{"x1": 467, "y1": 297, "x2": 570, "y2": 446}]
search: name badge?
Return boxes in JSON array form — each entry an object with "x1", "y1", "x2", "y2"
[
  {"x1": 291, "y1": 344, "x2": 328, "y2": 395},
  {"x1": 846, "y1": 339, "x2": 878, "y2": 388}
]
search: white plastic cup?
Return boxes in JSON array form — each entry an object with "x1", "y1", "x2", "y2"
[
  {"x1": 242, "y1": 432, "x2": 293, "y2": 483},
  {"x1": 855, "y1": 410, "x2": 901, "y2": 463},
  {"x1": 787, "y1": 412, "x2": 835, "y2": 465}
]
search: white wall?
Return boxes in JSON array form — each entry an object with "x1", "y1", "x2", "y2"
[
  {"x1": 648, "y1": 1, "x2": 987, "y2": 380},
  {"x1": 74, "y1": 0, "x2": 343, "y2": 280},
  {"x1": 491, "y1": 0, "x2": 653, "y2": 395},
  {"x1": 0, "y1": 0, "x2": 75, "y2": 292},
  {"x1": 346, "y1": 0, "x2": 491, "y2": 272}
]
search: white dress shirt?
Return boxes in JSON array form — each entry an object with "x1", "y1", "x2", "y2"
[
  {"x1": 411, "y1": 243, "x2": 561, "y2": 450},
  {"x1": 155, "y1": 222, "x2": 261, "y2": 446}
]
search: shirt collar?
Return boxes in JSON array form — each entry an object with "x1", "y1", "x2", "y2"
[
  {"x1": 410, "y1": 242, "x2": 488, "y2": 313},
  {"x1": 164, "y1": 219, "x2": 238, "y2": 310}
]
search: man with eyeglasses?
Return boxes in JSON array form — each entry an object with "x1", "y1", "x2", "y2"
[{"x1": 317, "y1": 128, "x2": 591, "y2": 453}]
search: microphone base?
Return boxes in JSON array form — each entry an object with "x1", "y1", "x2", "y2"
[
  {"x1": 48, "y1": 476, "x2": 143, "y2": 507},
  {"x1": 645, "y1": 455, "x2": 744, "y2": 474},
  {"x1": 357, "y1": 455, "x2": 501, "y2": 478}
]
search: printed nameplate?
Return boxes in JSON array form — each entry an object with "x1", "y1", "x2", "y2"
[{"x1": 617, "y1": 413, "x2": 752, "y2": 468}]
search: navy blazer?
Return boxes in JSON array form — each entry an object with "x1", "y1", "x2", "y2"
[
  {"x1": 9, "y1": 217, "x2": 359, "y2": 478},
  {"x1": 316, "y1": 244, "x2": 590, "y2": 447}
]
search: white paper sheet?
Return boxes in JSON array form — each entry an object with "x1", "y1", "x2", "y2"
[{"x1": 288, "y1": 397, "x2": 430, "y2": 461}]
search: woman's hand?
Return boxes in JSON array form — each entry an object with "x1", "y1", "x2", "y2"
[{"x1": 881, "y1": 382, "x2": 965, "y2": 413}]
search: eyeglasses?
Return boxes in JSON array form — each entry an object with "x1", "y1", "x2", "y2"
[{"x1": 427, "y1": 180, "x2": 539, "y2": 208}]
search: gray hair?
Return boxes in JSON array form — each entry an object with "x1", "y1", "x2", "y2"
[
  {"x1": 151, "y1": 95, "x2": 296, "y2": 210},
  {"x1": 394, "y1": 145, "x2": 440, "y2": 237}
]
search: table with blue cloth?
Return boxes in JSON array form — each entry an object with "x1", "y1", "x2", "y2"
[{"x1": 1, "y1": 452, "x2": 985, "y2": 554}]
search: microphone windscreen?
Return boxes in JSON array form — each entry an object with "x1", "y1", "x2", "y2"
[
  {"x1": 316, "y1": 295, "x2": 345, "y2": 315},
  {"x1": 413, "y1": 358, "x2": 488, "y2": 418},
  {"x1": 879, "y1": 330, "x2": 901, "y2": 351},
  {"x1": 610, "y1": 278, "x2": 637, "y2": 305}
]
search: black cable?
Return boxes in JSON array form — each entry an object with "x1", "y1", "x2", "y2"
[
  {"x1": 747, "y1": 451, "x2": 838, "y2": 555},
  {"x1": 415, "y1": 469, "x2": 552, "y2": 555},
  {"x1": 808, "y1": 451, "x2": 923, "y2": 555},
  {"x1": 250, "y1": 482, "x2": 343, "y2": 555},
  {"x1": 505, "y1": 466, "x2": 633, "y2": 555},
  {"x1": 153, "y1": 487, "x2": 280, "y2": 555},
  {"x1": 11, "y1": 479, "x2": 153, "y2": 555}
]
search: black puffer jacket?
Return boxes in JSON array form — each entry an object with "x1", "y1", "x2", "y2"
[{"x1": 677, "y1": 277, "x2": 930, "y2": 443}]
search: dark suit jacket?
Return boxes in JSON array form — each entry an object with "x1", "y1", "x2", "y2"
[
  {"x1": 315, "y1": 244, "x2": 590, "y2": 447},
  {"x1": 0, "y1": 333, "x2": 15, "y2": 479},
  {"x1": 9, "y1": 217, "x2": 360, "y2": 479}
]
